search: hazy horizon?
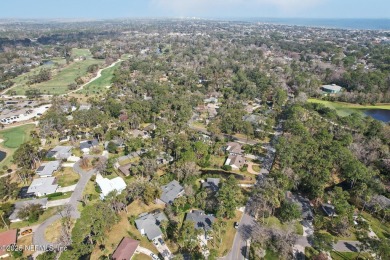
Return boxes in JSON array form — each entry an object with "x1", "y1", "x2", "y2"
[{"x1": 1, "y1": 0, "x2": 389, "y2": 20}]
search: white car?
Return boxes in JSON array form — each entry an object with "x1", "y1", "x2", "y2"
[{"x1": 150, "y1": 253, "x2": 160, "y2": 260}]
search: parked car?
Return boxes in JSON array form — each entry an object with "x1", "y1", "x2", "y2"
[
  {"x1": 21, "y1": 229, "x2": 32, "y2": 236},
  {"x1": 158, "y1": 238, "x2": 165, "y2": 245},
  {"x1": 152, "y1": 239, "x2": 158, "y2": 246},
  {"x1": 234, "y1": 222, "x2": 239, "y2": 229},
  {"x1": 150, "y1": 253, "x2": 160, "y2": 260}
]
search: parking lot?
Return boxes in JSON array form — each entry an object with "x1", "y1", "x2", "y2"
[{"x1": 0, "y1": 99, "x2": 51, "y2": 124}]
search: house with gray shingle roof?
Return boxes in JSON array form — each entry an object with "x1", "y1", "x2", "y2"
[
  {"x1": 9, "y1": 198, "x2": 48, "y2": 222},
  {"x1": 185, "y1": 210, "x2": 215, "y2": 231},
  {"x1": 27, "y1": 177, "x2": 58, "y2": 197},
  {"x1": 202, "y1": 178, "x2": 220, "y2": 192},
  {"x1": 159, "y1": 180, "x2": 184, "y2": 204},
  {"x1": 135, "y1": 212, "x2": 167, "y2": 241},
  {"x1": 46, "y1": 146, "x2": 72, "y2": 160}
]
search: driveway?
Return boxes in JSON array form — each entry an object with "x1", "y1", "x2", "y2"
[
  {"x1": 46, "y1": 198, "x2": 71, "y2": 208},
  {"x1": 33, "y1": 157, "x2": 98, "y2": 250},
  {"x1": 246, "y1": 162, "x2": 260, "y2": 175},
  {"x1": 137, "y1": 246, "x2": 154, "y2": 257},
  {"x1": 56, "y1": 184, "x2": 77, "y2": 193}
]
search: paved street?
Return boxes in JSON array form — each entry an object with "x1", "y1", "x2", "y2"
[{"x1": 33, "y1": 157, "x2": 98, "y2": 250}]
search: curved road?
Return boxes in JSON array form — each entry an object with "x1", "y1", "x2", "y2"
[{"x1": 32, "y1": 158, "x2": 98, "y2": 249}]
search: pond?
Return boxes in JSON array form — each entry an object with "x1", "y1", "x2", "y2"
[
  {"x1": 0, "y1": 150, "x2": 6, "y2": 162},
  {"x1": 364, "y1": 109, "x2": 390, "y2": 123}
]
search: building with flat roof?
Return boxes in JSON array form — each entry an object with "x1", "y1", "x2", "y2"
[
  {"x1": 321, "y1": 84, "x2": 342, "y2": 94},
  {"x1": 27, "y1": 177, "x2": 58, "y2": 197}
]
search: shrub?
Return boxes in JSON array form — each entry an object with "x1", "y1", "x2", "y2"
[{"x1": 221, "y1": 165, "x2": 232, "y2": 171}]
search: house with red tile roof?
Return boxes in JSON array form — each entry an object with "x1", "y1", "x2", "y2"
[
  {"x1": 111, "y1": 237, "x2": 139, "y2": 260},
  {"x1": 0, "y1": 229, "x2": 17, "y2": 258}
]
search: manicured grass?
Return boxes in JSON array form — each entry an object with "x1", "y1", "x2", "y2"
[
  {"x1": 78, "y1": 61, "x2": 122, "y2": 95},
  {"x1": 361, "y1": 212, "x2": 390, "y2": 239},
  {"x1": 0, "y1": 124, "x2": 35, "y2": 168},
  {"x1": 330, "y1": 251, "x2": 371, "y2": 260},
  {"x1": 14, "y1": 59, "x2": 104, "y2": 95},
  {"x1": 133, "y1": 254, "x2": 151, "y2": 260},
  {"x1": 71, "y1": 48, "x2": 92, "y2": 58},
  {"x1": 54, "y1": 168, "x2": 80, "y2": 187},
  {"x1": 308, "y1": 98, "x2": 390, "y2": 116},
  {"x1": 262, "y1": 217, "x2": 303, "y2": 235},
  {"x1": 252, "y1": 165, "x2": 261, "y2": 172}
]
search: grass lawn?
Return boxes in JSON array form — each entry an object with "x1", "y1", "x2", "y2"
[
  {"x1": 78, "y1": 61, "x2": 122, "y2": 95},
  {"x1": 264, "y1": 249, "x2": 279, "y2": 260},
  {"x1": 361, "y1": 212, "x2": 390, "y2": 239},
  {"x1": 210, "y1": 210, "x2": 243, "y2": 257},
  {"x1": 252, "y1": 165, "x2": 261, "y2": 172},
  {"x1": 262, "y1": 217, "x2": 303, "y2": 235},
  {"x1": 0, "y1": 124, "x2": 35, "y2": 168},
  {"x1": 72, "y1": 48, "x2": 92, "y2": 58},
  {"x1": 308, "y1": 98, "x2": 390, "y2": 116},
  {"x1": 14, "y1": 58, "x2": 104, "y2": 95},
  {"x1": 305, "y1": 247, "x2": 319, "y2": 259},
  {"x1": 54, "y1": 167, "x2": 80, "y2": 187},
  {"x1": 133, "y1": 253, "x2": 152, "y2": 260},
  {"x1": 9, "y1": 207, "x2": 59, "y2": 230},
  {"x1": 17, "y1": 234, "x2": 35, "y2": 257},
  {"x1": 330, "y1": 251, "x2": 371, "y2": 260},
  {"x1": 45, "y1": 218, "x2": 75, "y2": 243}
]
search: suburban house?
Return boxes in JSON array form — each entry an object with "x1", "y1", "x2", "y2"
[
  {"x1": 225, "y1": 154, "x2": 246, "y2": 170},
  {"x1": 9, "y1": 198, "x2": 48, "y2": 222},
  {"x1": 36, "y1": 160, "x2": 61, "y2": 177},
  {"x1": 321, "y1": 84, "x2": 342, "y2": 94},
  {"x1": 156, "y1": 152, "x2": 174, "y2": 165},
  {"x1": 118, "y1": 163, "x2": 132, "y2": 177},
  {"x1": 27, "y1": 177, "x2": 58, "y2": 197},
  {"x1": 143, "y1": 123, "x2": 156, "y2": 132},
  {"x1": 95, "y1": 173, "x2": 127, "y2": 200},
  {"x1": 367, "y1": 195, "x2": 390, "y2": 211},
  {"x1": 0, "y1": 230, "x2": 17, "y2": 258},
  {"x1": 46, "y1": 146, "x2": 72, "y2": 160},
  {"x1": 185, "y1": 210, "x2": 216, "y2": 231},
  {"x1": 111, "y1": 237, "x2": 140, "y2": 260},
  {"x1": 225, "y1": 142, "x2": 243, "y2": 155},
  {"x1": 79, "y1": 139, "x2": 99, "y2": 154},
  {"x1": 135, "y1": 212, "x2": 167, "y2": 241},
  {"x1": 129, "y1": 129, "x2": 150, "y2": 139},
  {"x1": 159, "y1": 180, "x2": 184, "y2": 204},
  {"x1": 321, "y1": 203, "x2": 336, "y2": 217},
  {"x1": 202, "y1": 178, "x2": 220, "y2": 192}
]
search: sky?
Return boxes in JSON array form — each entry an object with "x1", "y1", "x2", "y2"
[{"x1": 0, "y1": 0, "x2": 389, "y2": 19}]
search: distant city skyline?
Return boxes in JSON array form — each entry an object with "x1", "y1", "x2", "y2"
[{"x1": 0, "y1": 0, "x2": 389, "y2": 19}]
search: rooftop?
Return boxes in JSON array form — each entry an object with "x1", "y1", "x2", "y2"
[
  {"x1": 111, "y1": 237, "x2": 139, "y2": 260},
  {"x1": 160, "y1": 180, "x2": 184, "y2": 204},
  {"x1": 9, "y1": 198, "x2": 48, "y2": 221},
  {"x1": 0, "y1": 230, "x2": 17, "y2": 256},
  {"x1": 36, "y1": 160, "x2": 61, "y2": 177},
  {"x1": 186, "y1": 210, "x2": 216, "y2": 231},
  {"x1": 27, "y1": 177, "x2": 58, "y2": 196},
  {"x1": 96, "y1": 174, "x2": 127, "y2": 199},
  {"x1": 135, "y1": 212, "x2": 167, "y2": 240},
  {"x1": 202, "y1": 178, "x2": 220, "y2": 192},
  {"x1": 226, "y1": 142, "x2": 243, "y2": 155}
]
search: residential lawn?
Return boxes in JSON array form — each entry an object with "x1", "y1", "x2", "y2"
[
  {"x1": 264, "y1": 249, "x2": 279, "y2": 260},
  {"x1": 262, "y1": 217, "x2": 303, "y2": 235},
  {"x1": 209, "y1": 155, "x2": 226, "y2": 168},
  {"x1": 82, "y1": 179, "x2": 100, "y2": 199},
  {"x1": 54, "y1": 167, "x2": 80, "y2": 187},
  {"x1": 361, "y1": 212, "x2": 390, "y2": 239},
  {"x1": 252, "y1": 165, "x2": 261, "y2": 172},
  {"x1": 78, "y1": 61, "x2": 122, "y2": 95},
  {"x1": 209, "y1": 210, "x2": 243, "y2": 257},
  {"x1": 308, "y1": 98, "x2": 390, "y2": 116},
  {"x1": 46, "y1": 192, "x2": 72, "y2": 201},
  {"x1": 14, "y1": 58, "x2": 104, "y2": 95},
  {"x1": 133, "y1": 253, "x2": 151, "y2": 260},
  {"x1": 191, "y1": 121, "x2": 207, "y2": 130},
  {"x1": 90, "y1": 210, "x2": 159, "y2": 260},
  {"x1": 0, "y1": 124, "x2": 35, "y2": 168},
  {"x1": 9, "y1": 207, "x2": 59, "y2": 230},
  {"x1": 330, "y1": 251, "x2": 372, "y2": 260},
  {"x1": 17, "y1": 234, "x2": 35, "y2": 257},
  {"x1": 45, "y1": 218, "x2": 75, "y2": 243},
  {"x1": 127, "y1": 199, "x2": 165, "y2": 217}
]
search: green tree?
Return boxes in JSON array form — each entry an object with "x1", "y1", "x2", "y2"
[
  {"x1": 278, "y1": 202, "x2": 301, "y2": 223},
  {"x1": 311, "y1": 232, "x2": 337, "y2": 252}
]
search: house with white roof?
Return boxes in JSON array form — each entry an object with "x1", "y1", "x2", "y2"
[
  {"x1": 46, "y1": 146, "x2": 72, "y2": 160},
  {"x1": 36, "y1": 161, "x2": 61, "y2": 177},
  {"x1": 27, "y1": 177, "x2": 58, "y2": 197},
  {"x1": 95, "y1": 173, "x2": 127, "y2": 199}
]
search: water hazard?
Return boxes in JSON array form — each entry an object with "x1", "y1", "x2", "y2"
[{"x1": 364, "y1": 109, "x2": 390, "y2": 123}]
